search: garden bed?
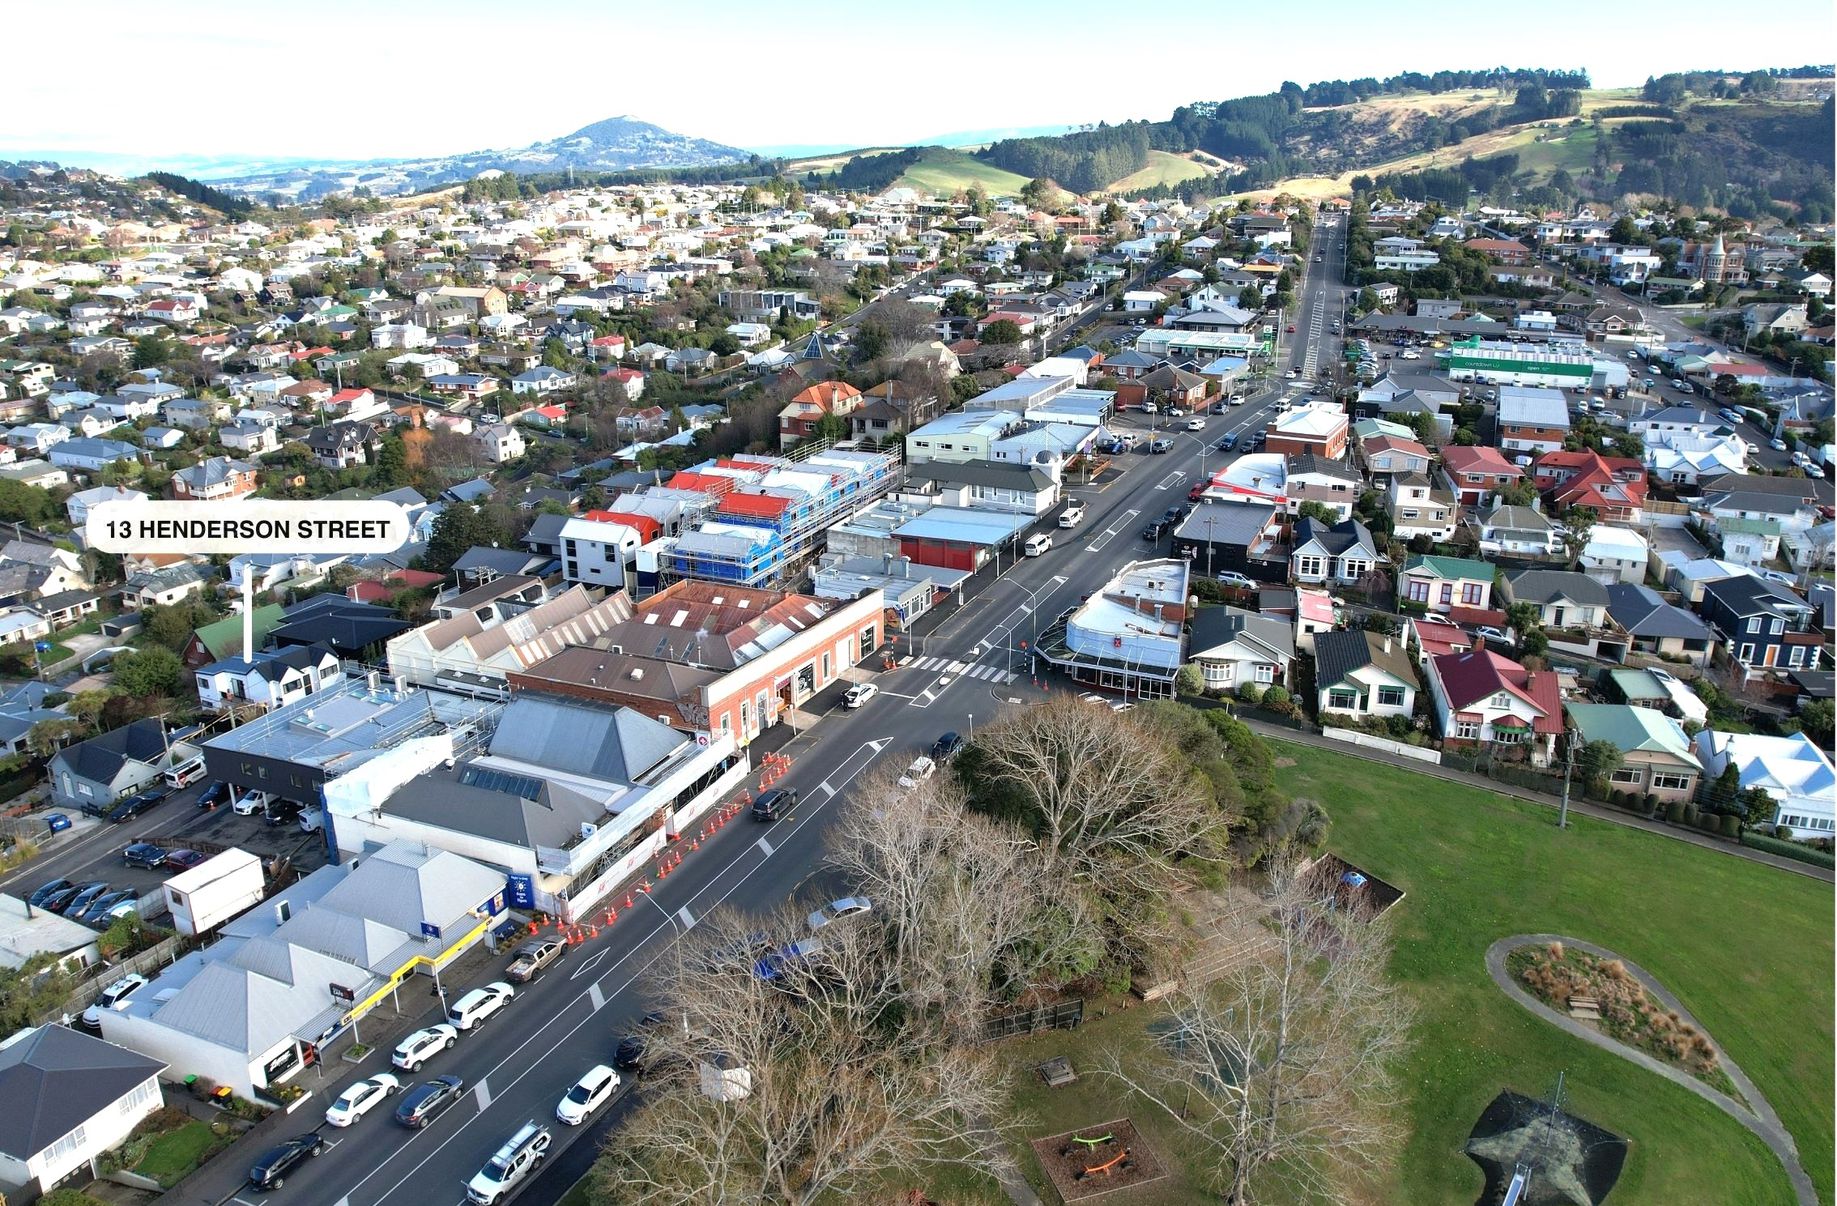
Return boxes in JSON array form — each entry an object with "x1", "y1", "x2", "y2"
[
  {"x1": 1507, "y1": 942, "x2": 1741, "y2": 1102},
  {"x1": 1030, "y1": 1118, "x2": 1167, "y2": 1201},
  {"x1": 107, "y1": 1109, "x2": 237, "y2": 1189}
]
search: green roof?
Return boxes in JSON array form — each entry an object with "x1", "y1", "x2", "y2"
[
  {"x1": 1715, "y1": 516, "x2": 1782, "y2": 535},
  {"x1": 1564, "y1": 702, "x2": 1696, "y2": 761},
  {"x1": 1403, "y1": 554, "x2": 1495, "y2": 582},
  {"x1": 192, "y1": 604, "x2": 287, "y2": 660},
  {"x1": 1608, "y1": 667, "x2": 1669, "y2": 701}
]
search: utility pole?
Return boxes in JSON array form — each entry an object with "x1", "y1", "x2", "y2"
[{"x1": 1558, "y1": 729, "x2": 1575, "y2": 830}]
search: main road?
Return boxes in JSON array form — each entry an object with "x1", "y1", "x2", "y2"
[{"x1": 167, "y1": 243, "x2": 1337, "y2": 1206}]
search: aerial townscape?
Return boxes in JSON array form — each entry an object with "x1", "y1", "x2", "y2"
[{"x1": 0, "y1": 6, "x2": 1830, "y2": 1205}]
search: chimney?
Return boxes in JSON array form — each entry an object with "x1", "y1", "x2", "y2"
[
  {"x1": 1381, "y1": 634, "x2": 1393, "y2": 655},
  {"x1": 241, "y1": 562, "x2": 255, "y2": 663}
]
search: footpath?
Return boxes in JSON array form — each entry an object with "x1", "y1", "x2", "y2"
[{"x1": 1242, "y1": 719, "x2": 1833, "y2": 883}]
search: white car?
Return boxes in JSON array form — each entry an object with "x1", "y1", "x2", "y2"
[
  {"x1": 82, "y1": 973, "x2": 148, "y2": 1028},
  {"x1": 1215, "y1": 571, "x2": 1256, "y2": 590},
  {"x1": 447, "y1": 982, "x2": 514, "y2": 1031},
  {"x1": 896, "y1": 756, "x2": 936, "y2": 789},
  {"x1": 555, "y1": 1065, "x2": 620, "y2": 1125},
  {"x1": 807, "y1": 896, "x2": 873, "y2": 932},
  {"x1": 1284, "y1": 369, "x2": 1299, "y2": 379},
  {"x1": 1185, "y1": 416, "x2": 1205, "y2": 430},
  {"x1": 843, "y1": 683, "x2": 878, "y2": 709},
  {"x1": 324, "y1": 1074, "x2": 399, "y2": 1127},
  {"x1": 1399, "y1": 350, "x2": 1421, "y2": 360},
  {"x1": 392, "y1": 1024, "x2": 459, "y2": 1071},
  {"x1": 1078, "y1": 692, "x2": 1110, "y2": 707}
]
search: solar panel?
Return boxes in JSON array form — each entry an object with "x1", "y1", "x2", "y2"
[{"x1": 458, "y1": 765, "x2": 543, "y2": 799}]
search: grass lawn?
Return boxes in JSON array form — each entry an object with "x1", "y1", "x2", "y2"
[
  {"x1": 134, "y1": 1120, "x2": 231, "y2": 1188},
  {"x1": 895, "y1": 148, "x2": 1031, "y2": 197},
  {"x1": 1272, "y1": 741, "x2": 1833, "y2": 1206},
  {"x1": 1106, "y1": 151, "x2": 1215, "y2": 193}
]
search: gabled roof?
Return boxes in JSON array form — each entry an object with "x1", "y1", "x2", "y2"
[
  {"x1": 1431, "y1": 648, "x2": 1562, "y2": 734},
  {"x1": 1292, "y1": 516, "x2": 1375, "y2": 558},
  {"x1": 1605, "y1": 583, "x2": 1717, "y2": 640},
  {"x1": 0, "y1": 1026, "x2": 165, "y2": 1159},
  {"x1": 1314, "y1": 629, "x2": 1415, "y2": 691},
  {"x1": 1565, "y1": 702, "x2": 1697, "y2": 762},
  {"x1": 1506, "y1": 569, "x2": 1611, "y2": 608},
  {"x1": 1403, "y1": 554, "x2": 1493, "y2": 582},
  {"x1": 1700, "y1": 573, "x2": 1813, "y2": 620},
  {"x1": 1188, "y1": 605, "x2": 1294, "y2": 663}
]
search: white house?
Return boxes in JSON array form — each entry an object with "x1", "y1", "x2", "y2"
[
  {"x1": 1186, "y1": 605, "x2": 1294, "y2": 694},
  {"x1": 1693, "y1": 730, "x2": 1835, "y2": 840},
  {"x1": 193, "y1": 646, "x2": 344, "y2": 713},
  {"x1": 474, "y1": 422, "x2": 525, "y2": 464},
  {"x1": 1312, "y1": 629, "x2": 1418, "y2": 721},
  {"x1": 1577, "y1": 526, "x2": 1650, "y2": 585},
  {"x1": 559, "y1": 515, "x2": 648, "y2": 592},
  {"x1": 0, "y1": 1027, "x2": 165, "y2": 1201},
  {"x1": 1425, "y1": 648, "x2": 1562, "y2": 766}
]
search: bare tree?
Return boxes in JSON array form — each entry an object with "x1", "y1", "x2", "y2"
[
  {"x1": 1095, "y1": 857, "x2": 1414, "y2": 1205},
  {"x1": 968, "y1": 696, "x2": 1225, "y2": 910},
  {"x1": 825, "y1": 767, "x2": 1047, "y2": 1036},
  {"x1": 593, "y1": 904, "x2": 1006, "y2": 1206}
]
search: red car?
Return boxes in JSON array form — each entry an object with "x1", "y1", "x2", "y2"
[
  {"x1": 1187, "y1": 482, "x2": 1208, "y2": 501},
  {"x1": 1286, "y1": 324, "x2": 1297, "y2": 332},
  {"x1": 163, "y1": 849, "x2": 209, "y2": 872}
]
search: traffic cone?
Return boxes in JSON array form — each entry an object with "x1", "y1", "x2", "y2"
[
  {"x1": 691, "y1": 837, "x2": 699, "y2": 851},
  {"x1": 625, "y1": 892, "x2": 634, "y2": 909}
]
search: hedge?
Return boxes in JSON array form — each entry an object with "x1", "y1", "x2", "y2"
[{"x1": 1740, "y1": 831, "x2": 1837, "y2": 869}]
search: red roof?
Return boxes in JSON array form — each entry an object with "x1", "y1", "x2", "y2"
[
  {"x1": 1447, "y1": 605, "x2": 1507, "y2": 628},
  {"x1": 329, "y1": 388, "x2": 371, "y2": 404},
  {"x1": 665, "y1": 471, "x2": 736, "y2": 498},
  {"x1": 582, "y1": 510, "x2": 660, "y2": 542},
  {"x1": 591, "y1": 335, "x2": 627, "y2": 347},
  {"x1": 720, "y1": 492, "x2": 792, "y2": 520},
  {"x1": 1432, "y1": 649, "x2": 1558, "y2": 732},
  {"x1": 789, "y1": 381, "x2": 862, "y2": 410},
  {"x1": 1442, "y1": 445, "x2": 1520, "y2": 477}
]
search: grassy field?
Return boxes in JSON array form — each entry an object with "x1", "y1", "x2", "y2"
[
  {"x1": 1105, "y1": 150, "x2": 1215, "y2": 194},
  {"x1": 895, "y1": 147, "x2": 1031, "y2": 196},
  {"x1": 1274, "y1": 741, "x2": 1833, "y2": 1206}
]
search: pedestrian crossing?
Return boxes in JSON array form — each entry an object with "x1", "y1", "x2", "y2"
[{"x1": 906, "y1": 654, "x2": 1018, "y2": 684}]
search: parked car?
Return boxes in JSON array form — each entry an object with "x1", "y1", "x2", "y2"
[
  {"x1": 750, "y1": 787, "x2": 799, "y2": 822},
  {"x1": 110, "y1": 789, "x2": 169, "y2": 824},
  {"x1": 843, "y1": 682, "x2": 878, "y2": 708},
  {"x1": 505, "y1": 937, "x2": 567, "y2": 984},
  {"x1": 394, "y1": 1075, "x2": 465, "y2": 1128},
  {"x1": 930, "y1": 732, "x2": 964, "y2": 760},
  {"x1": 392, "y1": 1024, "x2": 459, "y2": 1071},
  {"x1": 248, "y1": 1133, "x2": 326, "y2": 1191},
  {"x1": 196, "y1": 780, "x2": 230, "y2": 809},
  {"x1": 59, "y1": 882, "x2": 112, "y2": 916},
  {"x1": 555, "y1": 1065, "x2": 621, "y2": 1126},
  {"x1": 1140, "y1": 521, "x2": 1166, "y2": 541},
  {"x1": 1214, "y1": 435, "x2": 1236, "y2": 452},
  {"x1": 40, "y1": 883, "x2": 89, "y2": 913},
  {"x1": 80, "y1": 972, "x2": 147, "y2": 1028},
  {"x1": 753, "y1": 938, "x2": 826, "y2": 981},
  {"x1": 1215, "y1": 571, "x2": 1256, "y2": 590},
  {"x1": 466, "y1": 1123, "x2": 551, "y2": 1206},
  {"x1": 1148, "y1": 439, "x2": 1172, "y2": 454},
  {"x1": 896, "y1": 756, "x2": 935, "y2": 789},
  {"x1": 77, "y1": 891, "x2": 137, "y2": 925},
  {"x1": 27, "y1": 878, "x2": 72, "y2": 909},
  {"x1": 1188, "y1": 482, "x2": 1209, "y2": 502},
  {"x1": 122, "y1": 843, "x2": 168, "y2": 869},
  {"x1": 324, "y1": 1074, "x2": 400, "y2": 1127},
  {"x1": 447, "y1": 982, "x2": 514, "y2": 1031},
  {"x1": 163, "y1": 849, "x2": 209, "y2": 872},
  {"x1": 807, "y1": 896, "x2": 873, "y2": 932}
]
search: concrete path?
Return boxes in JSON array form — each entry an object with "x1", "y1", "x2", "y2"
[
  {"x1": 1486, "y1": 934, "x2": 1817, "y2": 1206},
  {"x1": 970, "y1": 1116, "x2": 1044, "y2": 1206},
  {"x1": 1246, "y1": 720, "x2": 1833, "y2": 883}
]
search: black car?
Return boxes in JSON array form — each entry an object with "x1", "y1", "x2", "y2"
[
  {"x1": 109, "y1": 789, "x2": 169, "y2": 824},
  {"x1": 264, "y1": 801, "x2": 304, "y2": 827},
  {"x1": 931, "y1": 732, "x2": 964, "y2": 760},
  {"x1": 612, "y1": 1033, "x2": 648, "y2": 1072},
  {"x1": 1140, "y1": 522, "x2": 1166, "y2": 541},
  {"x1": 248, "y1": 1132, "x2": 326, "y2": 1190},
  {"x1": 122, "y1": 842, "x2": 168, "y2": 869},
  {"x1": 196, "y1": 780, "x2": 230, "y2": 809},
  {"x1": 77, "y1": 891, "x2": 136, "y2": 925},
  {"x1": 28, "y1": 878, "x2": 72, "y2": 908},
  {"x1": 1215, "y1": 435, "x2": 1236, "y2": 452},
  {"x1": 394, "y1": 1075, "x2": 465, "y2": 1128},
  {"x1": 750, "y1": 788, "x2": 799, "y2": 822},
  {"x1": 40, "y1": 883, "x2": 88, "y2": 913}
]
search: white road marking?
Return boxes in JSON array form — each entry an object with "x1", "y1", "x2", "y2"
[
  {"x1": 588, "y1": 983, "x2": 605, "y2": 1010},
  {"x1": 816, "y1": 781, "x2": 836, "y2": 798},
  {"x1": 474, "y1": 1080, "x2": 491, "y2": 1110},
  {"x1": 675, "y1": 906, "x2": 696, "y2": 929},
  {"x1": 754, "y1": 836, "x2": 774, "y2": 856}
]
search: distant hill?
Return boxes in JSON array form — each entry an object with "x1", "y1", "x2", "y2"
[{"x1": 199, "y1": 115, "x2": 750, "y2": 201}]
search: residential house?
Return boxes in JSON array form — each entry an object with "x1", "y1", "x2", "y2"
[
  {"x1": 1186, "y1": 605, "x2": 1294, "y2": 694},
  {"x1": 1693, "y1": 730, "x2": 1834, "y2": 839},
  {"x1": 1698, "y1": 574, "x2": 1822, "y2": 673},
  {"x1": 1695, "y1": 473, "x2": 1832, "y2": 568},
  {"x1": 1502, "y1": 569, "x2": 1612, "y2": 630},
  {"x1": 1361, "y1": 434, "x2": 1432, "y2": 480},
  {"x1": 1440, "y1": 444, "x2": 1525, "y2": 507},
  {"x1": 1476, "y1": 504, "x2": 1558, "y2": 556},
  {"x1": 0, "y1": 1026, "x2": 165, "y2": 1203},
  {"x1": 65, "y1": 484, "x2": 146, "y2": 528},
  {"x1": 1288, "y1": 517, "x2": 1380, "y2": 587},
  {"x1": 510, "y1": 366, "x2": 577, "y2": 396},
  {"x1": 1497, "y1": 386, "x2": 1571, "y2": 454},
  {"x1": 120, "y1": 561, "x2": 214, "y2": 610},
  {"x1": 1605, "y1": 582, "x2": 1718, "y2": 667},
  {"x1": 47, "y1": 717, "x2": 170, "y2": 808},
  {"x1": 1533, "y1": 449, "x2": 1648, "y2": 524},
  {"x1": 182, "y1": 603, "x2": 287, "y2": 668},
  {"x1": 1388, "y1": 472, "x2": 1458, "y2": 541},
  {"x1": 220, "y1": 421, "x2": 280, "y2": 456},
  {"x1": 194, "y1": 645, "x2": 344, "y2": 712},
  {"x1": 779, "y1": 381, "x2": 862, "y2": 448},
  {"x1": 1283, "y1": 454, "x2": 1360, "y2": 522},
  {"x1": 1400, "y1": 554, "x2": 1495, "y2": 614},
  {"x1": 1265, "y1": 403, "x2": 1348, "y2": 460},
  {"x1": 303, "y1": 421, "x2": 376, "y2": 471},
  {"x1": 474, "y1": 421, "x2": 526, "y2": 464},
  {"x1": 1293, "y1": 586, "x2": 1335, "y2": 654},
  {"x1": 1313, "y1": 629, "x2": 1418, "y2": 721},
  {"x1": 171, "y1": 457, "x2": 258, "y2": 502},
  {"x1": 1564, "y1": 702, "x2": 1703, "y2": 803},
  {"x1": 48, "y1": 438, "x2": 140, "y2": 474},
  {"x1": 1577, "y1": 526, "x2": 1650, "y2": 585},
  {"x1": 1426, "y1": 648, "x2": 1562, "y2": 765}
]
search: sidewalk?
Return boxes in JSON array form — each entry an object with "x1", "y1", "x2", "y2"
[{"x1": 1243, "y1": 719, "x2": 1834, "y2": 883}]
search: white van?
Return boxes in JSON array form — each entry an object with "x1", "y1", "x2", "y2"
[
  {"x1": 448, "y1": 982, "x2": 514, "y2": 1031},
  {"x1": 1058, "y1": 504, "x2": 1085, "y2": 529},
  {"x1": 162, "y1": 756, "x2": 207, "y2": 790},
  {"x1": 1023, "y1": 534, "x2": 1053, "y2": 557},
  {"x1": 298, "y1": 806, "x2": 324, "y2": 833}
]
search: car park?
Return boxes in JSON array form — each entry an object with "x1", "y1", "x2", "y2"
[
  {"x1": 808, "y1": 896, "x2": 872, "y2": 932},
  {"x1": 930, "y1": 732, "x2": 964, "y2": 760},
  {"x1": 392, "y1": 1024, "x2": 459, "y2": 1071},
  {"x1": 81, "y1": 972, "x2": 147, "y2": 1028},
  {"x1": 77, "y1": 891, "x2": 137, "y2": 925},
  {"x1": 843, "y1": 682, "x2": 879, "y2": 708},
  {"x1": 447, "y1": 982, "x2": 514, "y2": 1031},
  {"x1": 505, "y1": 936, "x2": 567, "y2": 984},
  {"x1": 40, "y1": 883, "x2": 89, "y2": 914},
  {"x1": 394, "y1": 1075, "x2": 465, "y2": 1128},
  {"x1": 248, "y1": 1133, "x2": 326, "y2": 1191},
  {"x1": 750, "y1": 787, "x2": 799, "y2": 821},
  {"x1": 163, "y1": 849, "x2": 208, "y2": 872},
  {"x1": 467, "y1": 1122, "x2": 551, "y2": 1206},
  {"x1": 324, "y1": 1073, "x2": 400, "y2": 1127},
  {"x1": 556, "y1": 1065, "x2": 620, "y2": 1125}
]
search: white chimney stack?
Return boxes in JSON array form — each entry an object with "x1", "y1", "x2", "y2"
[{"x1": 241, "y1": 563, "x2": 255, "y2": 663}]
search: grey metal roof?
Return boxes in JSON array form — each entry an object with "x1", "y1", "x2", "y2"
[
  {"x1": 1605, "y1": 583, "x2": 1716, "y2": 640},
  {"x1": 913, "y1": 459, "x2": 1054, "y2": 492},
  {"x1": 1188, "y1": 605, "x2": 1294, "y2": 662},
  {"x1": 0, "y1": 1026, "x2": 165, "y2": 1159},
  {"x1": 1291, "y1": 516, "x2": 1376, "y2": 558},
  {"x1": 489, "y1": 695, "x2": 685, "y2": 784},
  {"x1": 1314, "y1": 629, "x2": 1415, "y2": 691},
  {"x1": 1505, "y1": 569, "x2": 1611, "y2": 608},
  {"x1": 1175, "y1": 503, "x2": 1278, "y2": 547}
]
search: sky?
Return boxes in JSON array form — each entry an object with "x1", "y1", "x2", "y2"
[{"x1": 6, "y1": 0, "x2": 1834, "y2": 166}]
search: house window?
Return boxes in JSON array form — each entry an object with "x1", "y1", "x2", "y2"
[
  {"x1": 1202, "y1": 660, "x2": 1233, "y2": 688},
  {"x1": 1787, "y1": 644, "x2": 1806, "y2": 668},
  {"x1": 1296, "y1": 555, "x2": 1324, "y2": 578},
  {"x1": 1651, "y1": 772, "x2": 1693, "y2": 791},
  {"x1": 1609, "y1": 767, "x2": 1642, "y2": 784},
  {"x1": 1455, "y1": 719, "x2": 1480, "y2": 740},
  {"x1": 1747, "y1": 617, "x2": 1762, "y2": 633},
  {"x1": 1402, "y1": 509, "x2": 1420, "y2": 520},
  {"x1": 1770, "y1": 619, "x2": 1784, "y2": 635},
  {"x1": 1494, "y1": 726, "x2": 1527, "y2": 744},
  {"x1": 1406, "y1": 579, "x2": 1430, "y2": 602},
  {"x1": 1376, "y1": 686, "x2": 1406, "y2": 708},
  {"x1": 1254, "y1": 663, "x2": 1276, "y2": 684},
  {"x1": 1462, "y1": 583, "x2": 1485, "y2": 604},
  {"x1": 1328, "y1": 688, "x2": 1360, "y2": 711},
  {"x1": 1738, "y1": 643, "x2": 1756, "y2": 663},
  {"x1": 1439, "y1": 584, "x2": 1454, "y2": 604}
]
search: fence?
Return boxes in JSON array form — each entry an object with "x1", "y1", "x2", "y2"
[
  {"x1": 981, "y1": 998, "x2": 1084, "y2": 1043},
  {"x1": 1320, "y1": 727, "x2": 1441, "y2": 764},
  {"x1": 40, "y1": 933, "x2": 189, "y2": 1027}
]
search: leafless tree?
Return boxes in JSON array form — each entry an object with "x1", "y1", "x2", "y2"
[
  {"x1": 1094, "y1": 857, "x2": 1414, "y2": 1205},
  {"x1": 825, "y1": 767, "x2": 1047, "y2": 1037},
  {"x1": 593, "y1": 904, "x2": 1007, "y2": 1206},
  {"x1": 970, "y1": 696, "x2": 1225, "y2": 912}
]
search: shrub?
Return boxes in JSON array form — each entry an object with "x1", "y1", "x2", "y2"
[
  {"x1": 1642, "y1": 793, "x2": 1657, "y2": 815},
  {"x1": 1683, "y1": 804, "x2": 1700, "y2": 826},
  {"x1": 1262, "y1": 685, "x2": 1289, "y2": 707},
  {"x1": 1696, "y1": 814, "x2": 1721, "y2": 833},
  {"x1": 1236, "y1": 683, "x2": 1264, "y2": 707},
  {"x1": 1740, "y1": 832, "x2": 1837, "y2": 868},
  {"x1": 1665, "y1": 800, "x2": 1686, "y2": 823},
  {"x1": 1719, "y1": 813, "x2": 1741, "y2": 838}
]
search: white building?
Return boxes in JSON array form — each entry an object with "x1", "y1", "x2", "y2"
[
  {"x1": 1693, "y1": 730, "x2": 1835, "y2": 840},
  {"x1": 1577, "y1": 526, "x2": 1651, "y2": 585},
  {"x1": 0, "y1": 1027, "x2": 165, "y2": 1201},
  {"x1": 1038, "y1": 558, "x2": 1189, "y2": 699}
]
